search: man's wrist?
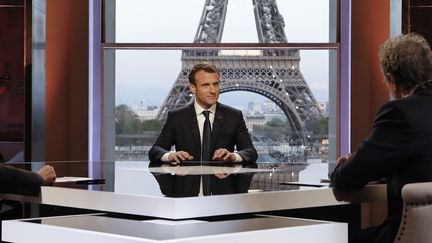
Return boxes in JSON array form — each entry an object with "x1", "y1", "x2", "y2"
[
  {"x1": 161, "y1": 152, "x2": 173, "y2": 162},
  {"x1": 232, "y1": 153, "x2": 242, "y2": 162}
]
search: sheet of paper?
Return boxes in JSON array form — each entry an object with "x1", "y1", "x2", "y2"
[{"x1": 55, "y1": 177, "x2": 96, "y2": 183}]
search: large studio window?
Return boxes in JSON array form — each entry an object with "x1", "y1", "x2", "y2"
[{"x1": 103, "y1": 0, "x2": 340, "y2": 164}]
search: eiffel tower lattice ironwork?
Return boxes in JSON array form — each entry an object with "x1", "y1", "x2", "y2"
[{"x1": 156, "y1": 0, "x2": 321, "y2": 144}]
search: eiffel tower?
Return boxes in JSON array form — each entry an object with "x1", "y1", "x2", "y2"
[{"x1": 157, "y1": 0, "x2": 321, "y2": 144}]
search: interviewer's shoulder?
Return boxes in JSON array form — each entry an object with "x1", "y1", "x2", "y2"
[{"x1": 378, "y1": 92, "x2": 427, "y2": 115}]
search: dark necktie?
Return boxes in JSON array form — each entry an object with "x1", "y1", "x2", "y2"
[
  {"x1": 202, "y1": 110, "x2": 211, "y2": 162},
  {"x1": 201, "y1": 110, "x2": 211, "y2": 195}
]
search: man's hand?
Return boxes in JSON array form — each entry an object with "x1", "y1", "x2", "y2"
[
  {"x1": 37, "y1": 165, "x2": 56, "y2": 186},
  {"x1": 213, "y1": 167, "x2": 232, "y2": 179},
  {"x1": 212, "y1": 148, "x2": 236, "y2": 162},
  {"x1": 168, "y1": 151, "x2": 194, "y2": 164},
  {"x1": 161, "y1": 164, "x2": 192, "y2": 176},
  {"x1": 336, "y1": 153, "x2": 352, "y2": 166}
]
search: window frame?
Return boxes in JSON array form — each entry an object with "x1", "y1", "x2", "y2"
[{"x1": 96, "y1": 0, "x2": 348, "y2": 164}]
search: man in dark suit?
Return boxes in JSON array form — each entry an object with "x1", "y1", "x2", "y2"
[
  {"x1": 149, "y1": 62, "x2": 257, "y2": 164},
  {"x1": 0, "y1": 164, "x2": 56, "y2": 195},
  {"x1": 1, "y1": 164, "x2": 56, "y2": 237},
  {"x1": 331, "y1": 33, "x2": 432, "y2": 243}
]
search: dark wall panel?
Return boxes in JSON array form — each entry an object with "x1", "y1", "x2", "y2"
[
  {"x1": 0, "y1": 5, "x2": 25, "y2": 142},
  {"x1": 404, "y1": 0, "x2": 432, "y2": 46},
  {"x1": 0, "y1": 3, "x2": 25, "y2": 162}
]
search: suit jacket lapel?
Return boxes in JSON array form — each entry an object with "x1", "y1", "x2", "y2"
[
  {"x1": 188, "y1": 104, "x2": 201, "y2": 149},
  {"x1": 211, "y1": 103, "x2": 225, "y2": 151}
]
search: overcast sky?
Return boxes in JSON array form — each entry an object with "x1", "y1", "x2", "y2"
[{"x1": 114, "y1": 0, "x2": 332, "y2": 109}]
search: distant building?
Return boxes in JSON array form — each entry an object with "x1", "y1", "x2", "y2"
[
  {"x1": 263, "y1": 113, "x2": 287, "y2": 122},
  {"x1": 135, "y1": 109, "x2": 159, "y2": 121},
  {"x1": 245, "y1": 115, "x2": 267, "y2": 131},
  {"x1": 317, "y1": 101, "x2": 329, "y2": 117},
  {"x1": 133, "y1": 100, "x2": 160, "y2": 121},
  {"x1": 262, "y1": 100, "x2": 278, "y2": 113},
  {"x1": 241, "y1": 100, "x2": 287, "y2": 124},
  {"x1": 248, "y1": 101, "x2": 262, "y2": 113}
]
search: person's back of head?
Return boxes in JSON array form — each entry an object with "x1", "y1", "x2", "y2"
[{"x1": 379, "y1": 33, "x2": 432, "y2": 94}]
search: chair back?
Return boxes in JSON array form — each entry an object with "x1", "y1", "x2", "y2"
[{"x1": 394, "y1": 182, "x2": 432, "y2": 243}]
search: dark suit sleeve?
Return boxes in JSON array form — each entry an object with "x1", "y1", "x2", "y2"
[
  {"x1": 148, "y1": 111, "x2": 175, "y2": 162},
  {"x1": 330, "y1": 102, "x2": 412, "y2": 191},
  {"x1": 0, "y1": 165, "x2": 43, "y2": 196},
  {"x1": 234, "y1": 111, "x2": 258, "y2": 163}
]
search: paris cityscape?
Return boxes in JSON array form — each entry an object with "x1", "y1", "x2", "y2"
[
  {"x1": 114, "y1": 98, "x2": 329, "y2": 163},
  {"x1": 114, "y1": 0, "x2": 332, "y2": 164}
]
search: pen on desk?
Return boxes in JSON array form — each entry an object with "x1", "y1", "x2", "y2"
[
  {"x1": 76, "y1": 179, "x2": 106, "y2": 185},
  {"x1": 279, "y1": 182, "x2": 326, "y2": 188}
]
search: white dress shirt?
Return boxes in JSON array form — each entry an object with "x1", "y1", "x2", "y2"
[{"x1": 193, "y1": 101, "x2": 216, "y2": 144}]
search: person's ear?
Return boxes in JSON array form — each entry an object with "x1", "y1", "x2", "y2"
[
  {"x1": 385, "y1": 72, "x2": 394, "y2": 82},
  {"x1": 390, "y1": 82, "x2": 398, "y2": 94},
  {"x1": 386, "y1": 73, "x2": 405, "y2": 99},
  {"x1": 386, "y1": 73, "x2": 397, "y2": 92},
  {"x1": 189, "y1": 84, "x2": 197, "y2": 94}
]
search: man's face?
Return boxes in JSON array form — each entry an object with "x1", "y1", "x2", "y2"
[{"x1": 189, "y1": 70, "x2": 220, "y2": 109}]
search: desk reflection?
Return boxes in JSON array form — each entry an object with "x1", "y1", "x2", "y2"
[{"x1": 148, "y1": 162, "x2": 257, "y2": 197}]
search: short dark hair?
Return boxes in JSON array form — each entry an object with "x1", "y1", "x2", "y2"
[
  {"x1": 188, "y1": 62, "x2": 220, "y2": 85},
  {"x1": 379, "y1": 33, "x2": 432, "y2": 93}
]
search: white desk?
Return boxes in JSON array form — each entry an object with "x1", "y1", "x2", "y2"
[
  {"x1": 0, "y1": 163, "x2": 387, "y2": 219},
  {"x1": 1, "y1": 162, "x2": 385, "y2": 243}
]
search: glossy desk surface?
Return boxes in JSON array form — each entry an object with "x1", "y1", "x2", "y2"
[
  {"x1": 0, "y1": 161, "x2": 387, "y2": 219},
  {"x1": 3, "y1": 214, "x2": 347, "y2": 243}
]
